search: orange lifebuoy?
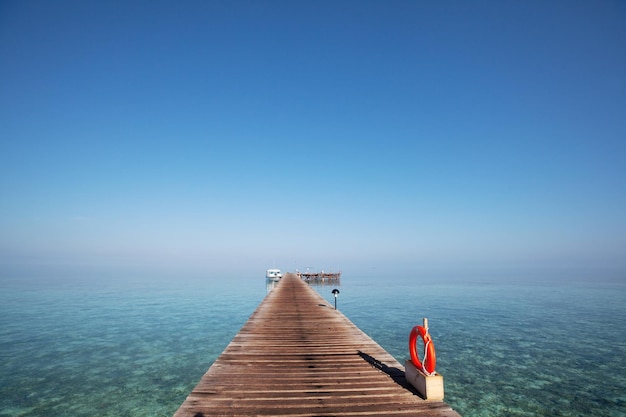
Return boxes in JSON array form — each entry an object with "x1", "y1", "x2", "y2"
[{"x1": 409, "y1": 325, "x2": 436, "y2": 374}]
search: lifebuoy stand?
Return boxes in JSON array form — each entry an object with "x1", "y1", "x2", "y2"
[{"x1": 405, "y1": 318, "x2": 445, "y2": 400}]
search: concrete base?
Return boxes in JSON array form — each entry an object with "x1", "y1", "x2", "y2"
[{"x1": 404, "y1": 359, "x2": 444, "y2": 401}]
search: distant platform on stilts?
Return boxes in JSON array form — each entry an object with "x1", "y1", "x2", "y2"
[
  {"x1": 297, "y1": 270, "x2": 341, "y2": 283},
  {"x1": 174, "y1": 273, "x2": 461, "y2": 416}
]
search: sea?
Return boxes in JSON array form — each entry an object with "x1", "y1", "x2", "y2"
[{"x1": 1, "y1": 268, "x2": 625, "y2": 417}]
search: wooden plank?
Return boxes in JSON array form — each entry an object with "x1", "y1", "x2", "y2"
[{"x1": 174, "y1": 273, "x2": 461, "y2": 417}]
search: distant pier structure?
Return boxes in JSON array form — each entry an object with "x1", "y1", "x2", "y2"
[{"x1": 297, "y1": 269, "x2": 341, "y2": 284}]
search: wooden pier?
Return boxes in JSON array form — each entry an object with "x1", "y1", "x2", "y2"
[{"x1": 174, "y1": 273, "x2": 461, "y2": 416}]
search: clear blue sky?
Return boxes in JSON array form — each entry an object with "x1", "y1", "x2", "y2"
[{"x1": 1, "y1": 1, "x2": 625, "y2": 278}]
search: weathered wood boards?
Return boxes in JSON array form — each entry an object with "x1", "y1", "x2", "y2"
[{"x1": 174, "y1": 273, "x2": 461, "y2": 416}]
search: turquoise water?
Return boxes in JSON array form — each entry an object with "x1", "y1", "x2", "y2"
[{"x1": 1, "y1": 271, "x2": 625, "y2": 416}]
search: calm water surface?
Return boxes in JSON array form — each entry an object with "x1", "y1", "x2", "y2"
[{"x1": 1, "y1": 272, "x2": 625, "y2": 416}]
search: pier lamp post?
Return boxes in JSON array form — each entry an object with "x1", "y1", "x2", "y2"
[{"x1": 332, "y1": 288, "x2": 340, "y2": 310}]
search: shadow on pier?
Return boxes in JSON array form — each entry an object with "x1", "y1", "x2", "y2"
[{"x1": 358, "y1": 350, "x2": 421, "y2": 396}]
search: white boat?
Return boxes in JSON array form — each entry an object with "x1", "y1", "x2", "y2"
[{"x1": 265, "y1": 268, "x2": 282, "y2": 281}]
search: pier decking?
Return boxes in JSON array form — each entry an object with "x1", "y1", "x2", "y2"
[{"x1": 174, "y1": 273, "x2": 461, "y2": 416}]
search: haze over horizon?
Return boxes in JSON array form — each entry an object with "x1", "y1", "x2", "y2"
[{"x1": 1, "y1": 1, "x2": 625, "y2": 280}]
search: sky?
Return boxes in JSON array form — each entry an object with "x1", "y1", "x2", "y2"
[{"x1": 1, "y1": 0, "x2": 625, "y2": 279}]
